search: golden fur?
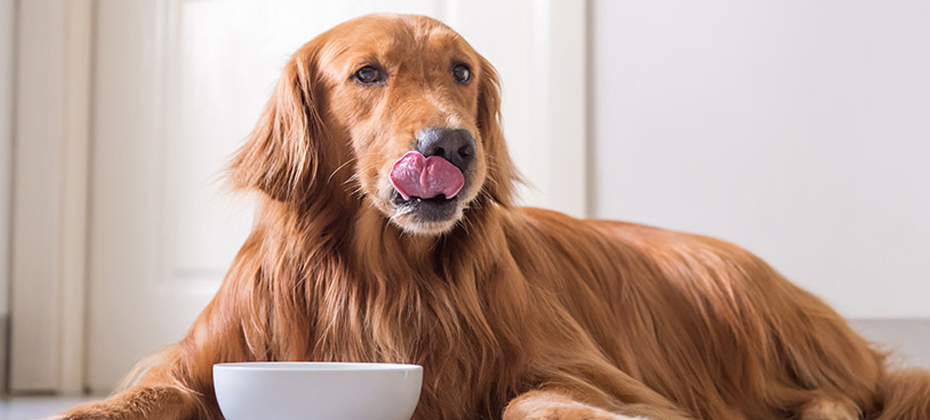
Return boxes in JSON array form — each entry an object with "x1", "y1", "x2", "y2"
[{"x1": 56, "y1": 14, "x2": 930, "y2": 420}]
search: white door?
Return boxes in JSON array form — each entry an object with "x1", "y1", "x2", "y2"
[{"x1": 87, "y1": 0, "x2": 585, "y2": 393}]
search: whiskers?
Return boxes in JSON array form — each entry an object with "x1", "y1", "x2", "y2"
[
  {"x1": 328, "y1": 157, "x2": 357, "y2": 184},
  {"x1": 392, "y1": 205, "x2": 416, "y2": 218}
]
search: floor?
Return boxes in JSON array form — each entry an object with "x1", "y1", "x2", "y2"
[{"x1": 1, "y1": 320, "x2": 928, "y2": 420}]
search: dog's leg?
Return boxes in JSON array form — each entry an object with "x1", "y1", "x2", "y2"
[
  {"x1": 503, "y1": 390, "x2": 691, "y2": 420},
  {"x1": 46, "y1": 345, "x2": 215, "y2": 420},
  {"x1": 502, "y1": 356, "x2": 700, "y2": 420},
  {"x1": 44, "y1": 384, "x2": 201, "y2": 420}
]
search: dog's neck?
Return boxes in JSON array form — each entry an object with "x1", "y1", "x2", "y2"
[{"x1": 351, "y1": 198, "x2": 509, "y2": 275}]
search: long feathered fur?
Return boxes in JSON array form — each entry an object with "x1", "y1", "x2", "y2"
[{"x1": 55, "y1": 14, "x2": 930, "y2": 420}]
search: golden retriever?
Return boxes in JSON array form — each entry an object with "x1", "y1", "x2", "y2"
[{"x1": 55, "y1": 13, "x2": 930, "y2": 420}]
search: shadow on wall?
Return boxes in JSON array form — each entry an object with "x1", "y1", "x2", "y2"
[{"x1": 854, "y1": 320, "x2": 930, "y2": 368}]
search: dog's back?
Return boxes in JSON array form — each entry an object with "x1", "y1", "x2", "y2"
[{"x1": 504, "y1": 208, "x2": 886, "y2": 419}]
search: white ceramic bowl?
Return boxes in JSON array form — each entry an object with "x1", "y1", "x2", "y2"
[{"x1": 213, "y1": 362, "x2": 423, "y2": 420}]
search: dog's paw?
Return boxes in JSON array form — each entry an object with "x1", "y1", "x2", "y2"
[
  {"x1": 506, "y1": 396, "x2": 652, "y2": 420},
  {"x1": 566, "y1": 402, "x2": 652, "y2": 420},
  {"x1": 798, "y1": 397, "x2": 860, "y2": 420},
  {"x1": 42, "y1": 405, "x2": 107, "y2": 420}
]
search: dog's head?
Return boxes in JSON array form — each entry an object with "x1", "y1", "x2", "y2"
[{"x1": 229, "y1": 14, "x2": 517, "y2": 235}]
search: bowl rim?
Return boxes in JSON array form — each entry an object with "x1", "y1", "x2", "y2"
[{"x1": 213, "y1": 362, "x2": 423, "y2": 372}]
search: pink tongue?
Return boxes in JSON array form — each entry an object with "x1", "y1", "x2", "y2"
[{"x1": 390, "y1": 151, "x2": 465, "y2": 200}]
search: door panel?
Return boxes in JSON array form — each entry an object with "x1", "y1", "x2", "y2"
[{"x1": 88, "y1": 0, "x2": 567, "y2": 392}]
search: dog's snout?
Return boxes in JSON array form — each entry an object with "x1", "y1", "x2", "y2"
[{"x1": 416, "y1": 128, "x2": 475, "y2": 171}]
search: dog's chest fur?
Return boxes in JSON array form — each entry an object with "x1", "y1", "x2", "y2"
[{"x1": 295, "y1": 250, "x2": 527, "y2": 420}]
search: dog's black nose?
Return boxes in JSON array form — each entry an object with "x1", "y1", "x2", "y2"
[{"x1": 416, "y1": 127, "x2": 475, "y2": 171}]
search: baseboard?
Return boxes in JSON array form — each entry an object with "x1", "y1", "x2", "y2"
[{"x1": 850, "y1": 318, "x2": 930, "y2": 368}]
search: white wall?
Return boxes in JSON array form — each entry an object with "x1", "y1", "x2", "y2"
[
  {"x1": 591, "y1": 0, "x2": 930, "y2": 319},
  {"x1": 1, "y1": 0, "x2": 15, "y2": 390}
]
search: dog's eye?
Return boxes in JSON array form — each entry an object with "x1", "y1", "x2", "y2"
[
  {"x1": 353, "y1": 65, "x2": 386, "y2": 85},
  {"x1": 452, "y1": 63, "x2": 472, "y2": 84}
]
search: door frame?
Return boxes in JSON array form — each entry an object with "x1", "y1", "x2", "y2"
[
  {"x1": 9, "y1": 0, "x2": 587, "y2": 394},
  {"x1": 10, "y1": 0, "x2": 92, "y2": 394},
  {"x1": 526, "y1": 0, "x2": 588, "y2": 218},
  {"x1": 0, "y1": 0, "x2": 15, "y2": 394}
]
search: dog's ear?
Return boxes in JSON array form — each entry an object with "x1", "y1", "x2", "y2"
[
  {"x1": 227, "y1": 45, "x2": 328, "y2": 202},
  {"x1": 476, "y1": 55, "x2": 520, "y2": 207}
]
